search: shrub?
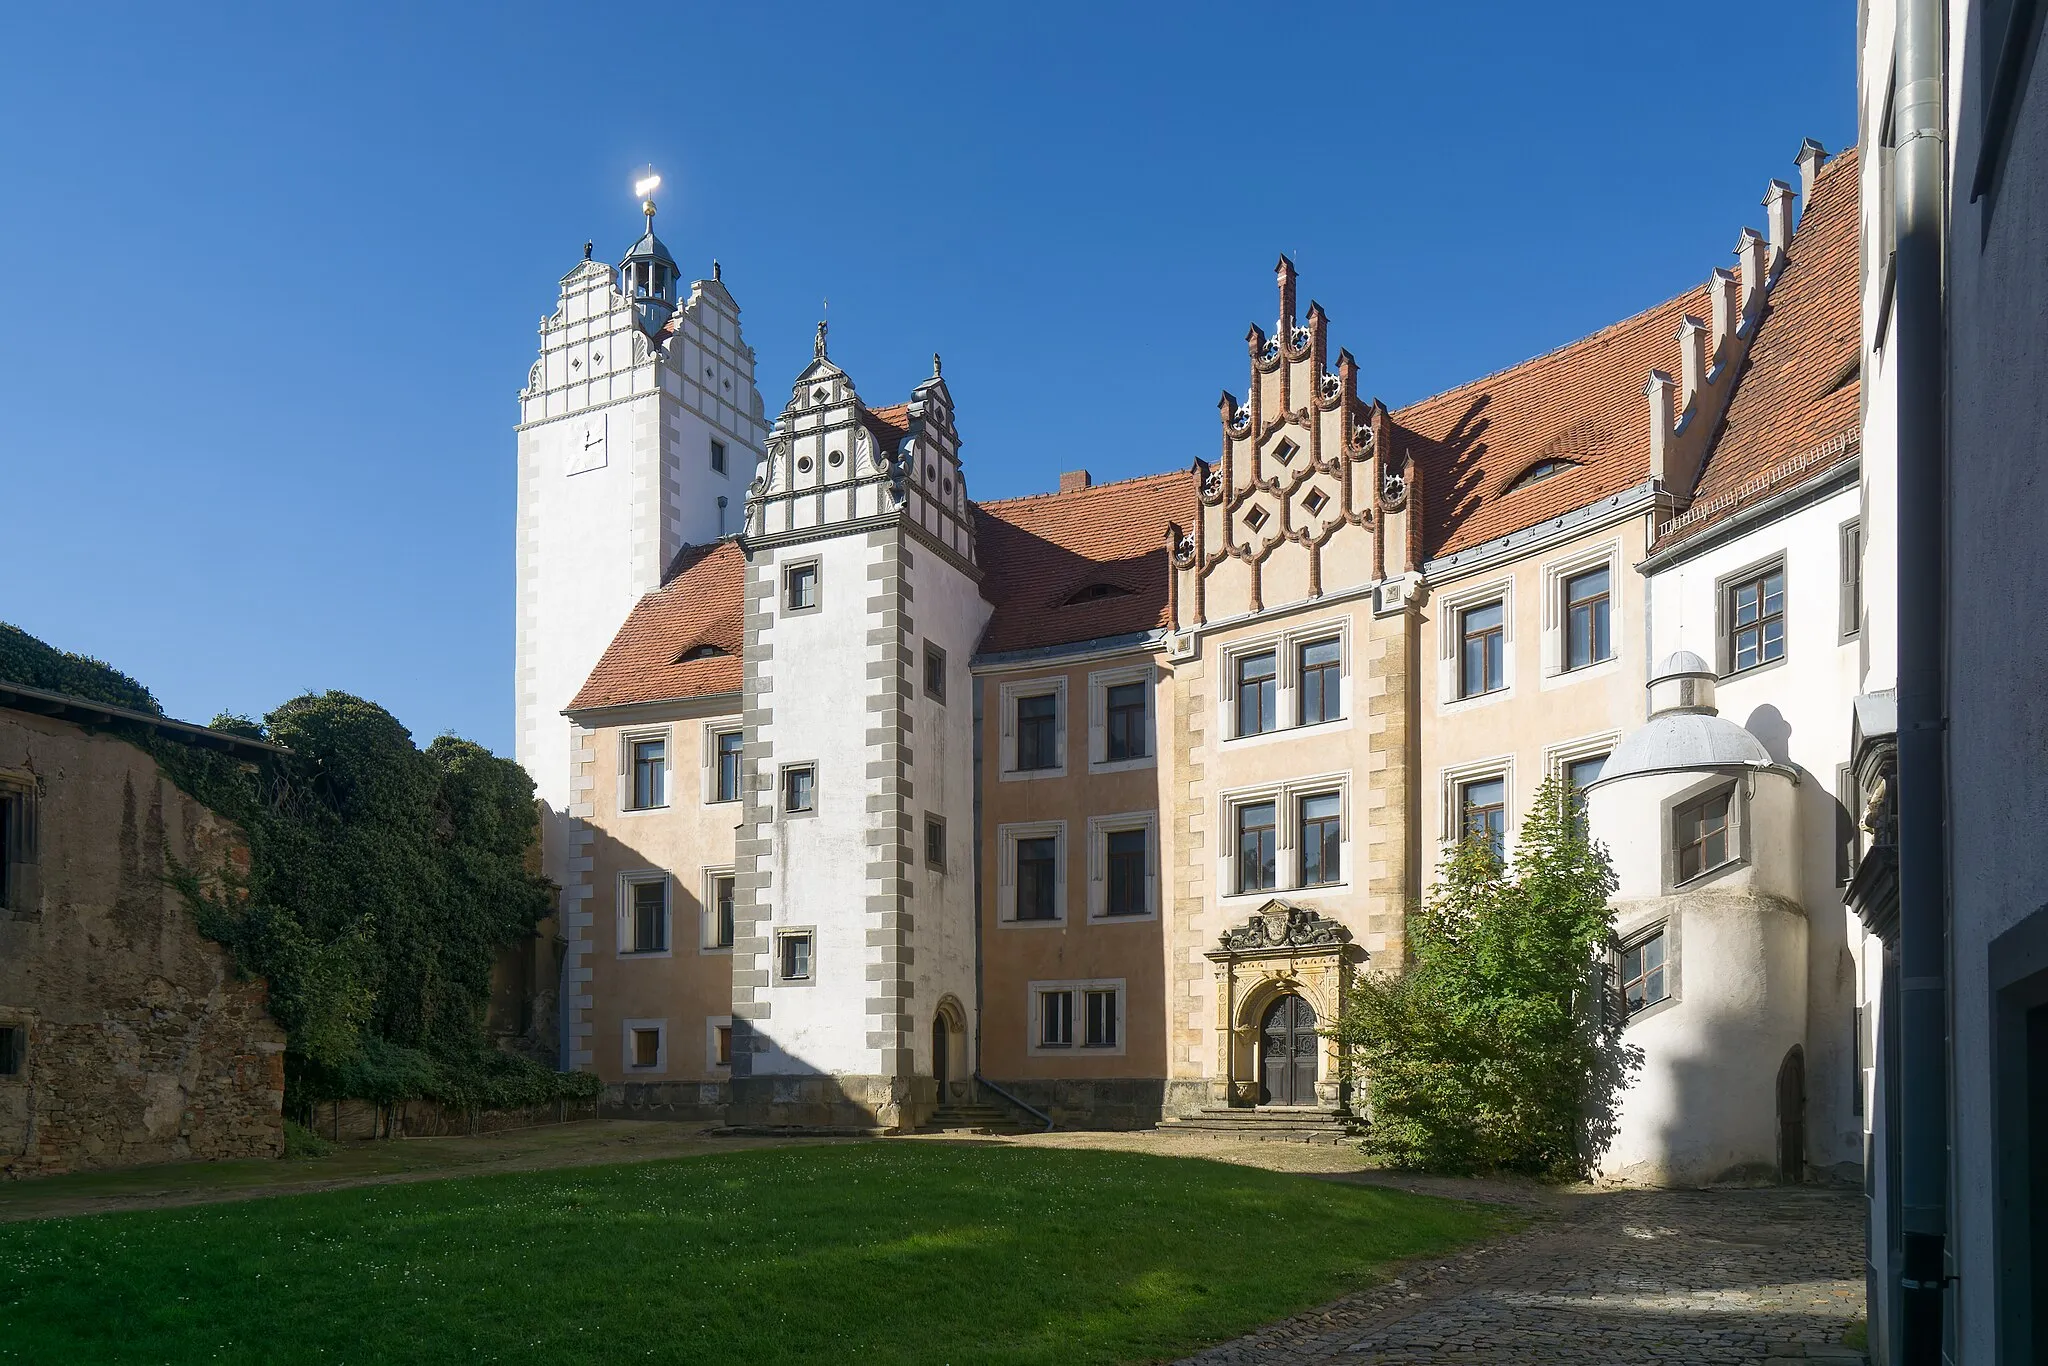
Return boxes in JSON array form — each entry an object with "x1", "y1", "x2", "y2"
[{"x1": 1336, "y1": 773, "x2": 1640, "y2": 1179}]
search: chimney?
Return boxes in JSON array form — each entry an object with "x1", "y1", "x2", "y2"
[
  {"x1": 1059, "y1": 470, "x2": 1092, "y2": 493},
  {"x1": 1677, "y1": 315, "x2": 1709, "y2": 412},
  {"x1": 1764, "y1": 180, "x2": 1796, "y2": 275},
  {"x1": 1795, "y1": 138, "x2": 1828, "y2": 208},
  {"x1": 1646, "y1": 370, "x2": 1676, "y2": 483},
  {"x1": 1710, "y1": 267, "x2": 1742, "y2": 361},
  {"x1": 1736, "y1": 227, "x2": 1768, "y2": 329}
]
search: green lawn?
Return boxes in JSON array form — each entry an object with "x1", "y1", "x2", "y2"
[{"x1": 0, "y1": 1142, "x2": 1501, "y2": 1365}]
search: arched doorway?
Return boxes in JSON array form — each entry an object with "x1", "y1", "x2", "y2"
[
  {"x1": 931, "y1": 997, "x2": 967, "y2": 1104},
  {"x1": 932, "y1": 1014, "x2": 950, "y2": 1092},
  {"x1": 1776, "y1": 1045, "x2": 1806, "y2": 1183},
  {"x1": 1259, "y1": 994, "x2": 1319, "y2": 1106}
]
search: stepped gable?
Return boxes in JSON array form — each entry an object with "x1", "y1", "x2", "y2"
[
  {"x1": 1655, "y1": 148, "x2": 1862, "y2": 550},
  {"x1": 569, "y1": 540, "x2": 746, "y2": 709},
  {"x1": 1396, "y1": 285, "x2": 1708, "y2": 561},
  {"x1": 974, "y1": 471, "x2": 1199, "y2": 656}
]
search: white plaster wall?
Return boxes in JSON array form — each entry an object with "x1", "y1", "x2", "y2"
[
  {"x1": 1941, "y1": 7, "x2": 2048, "y2": 1352},
  {"x1": 1599, "y1": 885, "x2": 1810, "y2": 1187},
  {"x1": 901, "y1": 543, "x2": 992, "y2": 1075},
  {"x1": 1590, "y1": 768, "x2": 1801, "y2": 906},
  {"x1": 752, "y1": 535, "x2": 890, "y2": 1077},
  {"x1": 1643, "y1": 484, "x2": 1866, "y2": 1175}
]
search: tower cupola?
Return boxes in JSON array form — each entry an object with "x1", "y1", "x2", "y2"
[{"x1": 619, "y1": 171, "x2": 678, "y2": 338}]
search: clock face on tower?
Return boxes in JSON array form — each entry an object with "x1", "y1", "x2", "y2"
[{"x1": 566, "y1": 411, "x2": 608, "y2": 477}]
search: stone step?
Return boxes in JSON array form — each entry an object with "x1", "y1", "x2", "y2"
[{"x1": 1156, "y1": 1107, "x2": 1357, "y2": 1145}]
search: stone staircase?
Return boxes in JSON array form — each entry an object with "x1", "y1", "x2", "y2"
[
  {"x1": 917, "y1": 1101, "x2": 1032, "y2": 1135},
  {"x1": 1156, "y1": 1105, "x2": 1357, "y2": 1145}
]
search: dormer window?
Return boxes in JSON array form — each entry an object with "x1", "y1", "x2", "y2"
[
  {"x1": 677, "y1": 644, "x2": 728, "y2": 663},
  {"x1": 1065, "y1": 582, "x2": 1134, "y2": 605},
  {"x1": 1506, "y1": 458, "x2": 1579, "y2": 492}
]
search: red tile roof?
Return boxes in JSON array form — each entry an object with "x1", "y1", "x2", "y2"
[
  {"x1": 1396, "y1": 286, "x2": 1708, "y2": 560},
  {"x1": 973, "y1": 471, "x2": 1198, "y2": 655},
  {"x1": 568, "y1": 541, "x2": 746, "y2": 711},
  {"x1": 1655, "y1": 149, "x2": 1862, "y2": 549}
]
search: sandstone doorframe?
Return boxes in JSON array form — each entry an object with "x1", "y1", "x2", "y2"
[{"x1": 1204, "y1": 901, "x2": 1365, "y2": 1109}]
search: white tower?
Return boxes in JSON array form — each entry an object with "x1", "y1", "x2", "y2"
[
  {"x1": 513, "y1": 179, "x2": 767, "y2": 877},
  {"x1": 727, "y1": 332, "x2": 989, "y2": 1131}
]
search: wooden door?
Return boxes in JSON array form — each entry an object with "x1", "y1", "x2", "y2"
[{"x1": 1259, "y1": 995, "x2": 1319, "y2": 1106}]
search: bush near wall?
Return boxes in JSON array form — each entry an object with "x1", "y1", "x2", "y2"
[
  {"x1": 0, "y1": 623, "x2": 598, "y2": 1120},
  {"x1": 1337, "y1": 773, "x2": 1639, "y2": 1180}
]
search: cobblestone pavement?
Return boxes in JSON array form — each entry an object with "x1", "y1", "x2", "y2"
[{"x1": 1179, "y1": 1184, "x2": 1866, "y2": 1365}]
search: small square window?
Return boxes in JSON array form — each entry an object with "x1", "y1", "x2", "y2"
[
  {"x1": 1105, "y1": 682, "x2": 1149, "y2": 761},
  {"x1": 1084, "y1": 990, "x2": 1118, "y2": 1047},
  {"x1": 0, "y1": 1025, "x2": 22, "y2": 1078},
  {"x1": 784, "y1": 562, "x2": 819, "y2": 612},
  {"x1": 713, "y1": 731, "x2": 743, "y2": 803},
  {"x1": 1272, "y1": 438, "x2": 1299, "y2": 463},
  {"x1": 923, "y1": 644, "x2": 947, "y2": 702},
  {"x1": 627, "y1": 880, "x2": 668, "y2": 953},
  {"x1": 715, "y1": 1024, "x2": 733, "y2": 1066},
  {"x1": 1621, "y1": 929, "x2": 1670, "y2": 1015},
  {"x1": 1040, "y1": 990, "x2": 1074, "y2": 1047},
  {"x1": 1243, "y1": 504, "x2": 1270, "y2": 532},
  {"x1": 1302, "y1": 487, "x2": 1329, "y2": 515},
  {"x1": 1674, "y1": 790, "x2": 1733, "y2": 882},
  {"x1": 710, "y1": 439, "x2": 728, "y2": 475},
  {"x1": 1016, "y1": 693, "x2": 1060, "y2": 771},
  {"x1": 631, "y1": 1027, "x2": 661, "y2": 1068},
  {"x1": 782, "y1": 764, "x2": 816, "y2": 815},
  {"x1": 777, "y1": 931, "x2": 813, "y2": 982},
  {"x1": 629, "y1": 738, "x2": 667, "y2": 810},
  {"x1": 711, "y1": 875, "x2": 735, "y2": 949},
  {"x1": 925, "y1": 814, "x2": 947, "y2": 872}
]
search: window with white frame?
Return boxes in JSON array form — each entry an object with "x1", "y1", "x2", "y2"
[
  {"x1": 780, "y1": 763, "x2": 816, "y2": 815},
  {"x1": 707, "y1": 727, "x2": 744, "y2": 804},
  {"x1": 1459, "y1": 776, "x2": 1507, "y2": 859},
  {"x1": 623, "y1": 1020, "x2": 666, "y2": 1072},
  {"x1": 1563, "y1": 567, "x2": 1612, "y2": 670},
  {"x1": 997, "y1": 821, "x2": 1066, "y2": 924},
  {"x1": 1223, "y1": 622, "x2": 1351, "y2": 741},
  {"x1": 1538, "y1": 543, "x2": 1620, "y2": 679},
  {"x1": 999, "y1": 678, "x2": 1067, "y2": 779},
  {"x1": 1029, "y1": 979, "x2": 1125, "y2": 1056},
  {"x1": 619, "y1": 874, "x2": 670, "y2": 956},
  {"x1": 1223, "y1": 777, "x2": 1350, "y2": 899},
  {"x1": 1437, "y1": 578, "x2": 1515, "y2": 705},
  {"x1": 1545, "y1": 733, "x2": 1618, "y2": 833},
  {"x1": 1086, "y1": 812, "x2": 1158, "y2": 919},
  {"x1": 1088, "y1": 664, "x2": 1154, "y2": 771},
  {"x1": 702, "y1": 869, "x2": 735, "y2": 950},
  {"x1": 622, "y1": 730, "x2": 670, "y2": 811}
]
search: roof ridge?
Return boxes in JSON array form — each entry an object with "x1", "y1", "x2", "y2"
[
  {"x1": 974, "y1": 468, "x2": 1193, "y2": 510},
  {"x1": 1393, "y1": 280, "x2": 1709, "y2": 421}
]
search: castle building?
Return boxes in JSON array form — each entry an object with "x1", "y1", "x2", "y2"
[{"x1": 521, "y1": 144, "x2": 1878, "y2": 1168}]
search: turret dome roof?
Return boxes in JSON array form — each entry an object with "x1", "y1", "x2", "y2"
[{"x1": 1592, "y1": 708, "x2": 1774, "y2": 786}]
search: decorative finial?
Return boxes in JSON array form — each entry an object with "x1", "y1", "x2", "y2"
[
  {"x1": 814, "y1": 319, "x2": 828, "y2": 359},
  {"x1": 583, "y1": 240, "x2": 593, "y2": 261},
  {"x1": 712, "y1": 259, "x2": 722, "y2": 281},
  {"x1": 932, "y1": 352, "x2": 942, "y2": 378},
  {"x1": 633, "y1": 168, "x2": 662, "y2": 228}
]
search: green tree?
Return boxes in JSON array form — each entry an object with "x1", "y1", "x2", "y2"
[{"x1": 1336, "y1": 773, "x2": 1638, "y2": 1178}]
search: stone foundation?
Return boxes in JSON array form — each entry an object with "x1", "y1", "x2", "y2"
[
  {"x1": 306, "y1": 1096, "x2": 599, "y2": 1141},
  {"x1": 600, "y1": 1080, "x2": 728, "y2": 1122},
  {"x1": 983, "y1": 1078, "x2": 1170, "y2": 1130},
  {"x1": 726, "y1": 1073, "x2": 935, "y2": 1132}
]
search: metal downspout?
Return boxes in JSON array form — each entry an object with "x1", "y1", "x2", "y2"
[{"x1": 1891, "y1": 0, "x2": 1950, "y2": 1357}]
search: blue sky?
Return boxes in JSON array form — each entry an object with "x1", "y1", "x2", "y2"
[{"x1": 0, "y1": 4, "x2": 1856, "y2": 757}]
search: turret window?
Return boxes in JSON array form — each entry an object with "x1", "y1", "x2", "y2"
[
  {"x1": 1620, "y1": 927, "x2": 1670, "y2": 1015},
  {"x1": 1674, "y1": 791, "x2": 1733, "y2": 882}
]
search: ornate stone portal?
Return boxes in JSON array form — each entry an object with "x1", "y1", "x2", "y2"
[{"x1": 1205, "y1": 901, "x2": 1366, "y2": 1109}]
